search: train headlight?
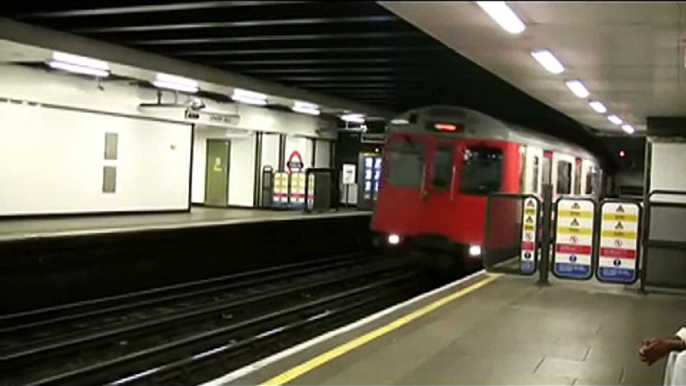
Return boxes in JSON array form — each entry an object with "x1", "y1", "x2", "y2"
[
  {"x1": 469, "y1": 245, "x2": 482, "y2": 257},
  {"x1": 388, "y1": 234, "x2": 401, "y2": 245}
]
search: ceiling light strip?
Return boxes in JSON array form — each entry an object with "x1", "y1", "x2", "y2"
[{"x1": 476, "y1": 1, "x2": 526, "y2": 34}]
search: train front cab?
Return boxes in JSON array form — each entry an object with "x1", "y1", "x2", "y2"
[
  {"x1": 372, "y1": 133, "x2": 601, "y2": 271},
  {"x1": 371, "y1": 132, "x2": 520, "y2": 266}
]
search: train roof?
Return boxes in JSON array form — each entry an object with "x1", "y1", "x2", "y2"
[{"x1": 388, "y1": 105, "x2": 600, "y2": 163}]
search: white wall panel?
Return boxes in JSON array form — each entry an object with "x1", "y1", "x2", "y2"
[
  {"x1": 261, "y1": 133, "x2": 280, "y2": 171},
  {"x1": 0, "y1": 103, "x2": 192, "y2": 215},
  {"x1": 650, "y1": 142, "x2": 686, "y2": 203},
  {"x1": 315, "y1": 139, "x2": 332, "y2": 168}
]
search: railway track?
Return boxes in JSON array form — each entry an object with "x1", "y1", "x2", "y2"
[{"x1": 0, "y1": 253, "x2": 435, "y2": 386}]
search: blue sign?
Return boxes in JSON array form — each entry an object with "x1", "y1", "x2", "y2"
[
  {"x1": 521, "y1": 260, "x2": 534, "y2": 274},
  {"x1": 554, "y1": 262, "x2": 591, "y2": 279},
  {"x1": 598, "y1": 267, "x2": 635, "y2": 282}
]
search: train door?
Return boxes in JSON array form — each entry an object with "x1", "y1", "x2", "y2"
[
  {"x1": 573, "y1": 158, "x2": 582, "y2": 196},
  {"x1": 523, "y1": 146, "x2": 543, "y2": 195},
  {"x1": 418, "y1": 139, "x2": 455, "y2": 235},
  {"x1": 542, "y1": 150, "x2": 553, "y2": 194}
]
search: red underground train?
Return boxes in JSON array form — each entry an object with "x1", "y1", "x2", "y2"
[{"x1": 371, "y1": 105, "x2": 605, "y2": 269}]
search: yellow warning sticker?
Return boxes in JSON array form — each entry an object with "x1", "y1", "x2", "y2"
[
  {"x1": 601, "y1": 230, "x2": 638, "y2": 239},
  {"x1": 525, "y1": 209, "x2": 536, "y2": 216},
  {"x1": 557, "y1": 227, "x2": 593, "y2": 236},
  {"x1": 558, "y1": 210, "x2": 594, "y2": 219},
  {"x1": 524, "y1": 225, "x2": 536, "y2": 232},
  {"x1": 602, "y1": 213, "x2": 638, "y2": 222}
]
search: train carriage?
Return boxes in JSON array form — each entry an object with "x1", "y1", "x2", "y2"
[{"x1": 371, "y1": 105, "x2": 604, "y2": 268}]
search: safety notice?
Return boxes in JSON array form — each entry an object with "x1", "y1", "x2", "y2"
[
  {"x1": 597, "y1": 202, "x2": 640, "y2": 283},
  {"x1": 520, "y1": 197, "x2": 538, "y2": 274},
  {"x1": 553, "y1": 198, "x2": 595, "y2": 279}
]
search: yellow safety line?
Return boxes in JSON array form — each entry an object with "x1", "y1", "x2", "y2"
[{"x1": 261, "y1": 274, "x2": 500, "y2": 386}]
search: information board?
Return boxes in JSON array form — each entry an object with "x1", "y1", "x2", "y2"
[
  {"x1": 597, "y1": 202, "x2": 640, "y2": 283},
  {"x1": 520, "y1": 197, "x2": 539, "y2": 275},
  {"x1": 342, "y1": 164, "x2": 356, "y2": 185},
  {"x1": 553, "y1": 198, "x2": 596, "y2": 279}
]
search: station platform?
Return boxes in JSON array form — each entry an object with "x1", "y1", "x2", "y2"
[
  {"x1": 0, "y1": 207, "x2": 373, "y2": 313},
  {"x1": 0, "y1": 206, "x2": 368, "y2": 242},
  {"x1": 218, "y1": 272, "x2": 686, "y2": 386}
]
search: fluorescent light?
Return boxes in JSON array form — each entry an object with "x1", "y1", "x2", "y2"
[
  {"x1": 531, "y1": 50, "x2": 565, "y2": 74},
  {"x1": 607, "y1": 115, "x2": 623, "y2": 125},
  {"x1": 476, "y1": 2, "x2": 526, "y2": 34},
  {"x1": 233, "y1": 88, "x2": 267, "y2": 100},
  {"x1": 232, "y1": 95, "x2": 267, "y2": 106},
  {"x1": 588, "y1": 100, "x2": 607, "y2": 113},
  {"x1": 391, "y1": 118, "x2": 409, "y2": 125},
  {"x1": 565, "y1": 79, "x2": 590, "y2": 98},
  {"x1": 388, "y1": 234, "x2": 400, "y2": 245},
  {"x1": 621, "y1": 124, "x2": 635, "y2": 134},
  {"x1": 292, "y1": 101, "x2": 320, "y2": 116},
  {"x1": 153, "y1": 73, "x2": 199, "y2": 93},
  {"x1": 52, "y1": 52, "x2": 109, "y2": 71},
  {"x1": 231, "y1": 88, "x2": 268, "y2": 106},
  {"x1": 341, "y1": 113, "x2": 365, "y2": 123},
  {"x1": 48, "y1": 61, "x2": 110, "y2": 78}
]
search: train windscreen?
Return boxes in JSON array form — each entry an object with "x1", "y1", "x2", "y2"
[
  {"x1": 387, "y1": 140, "x2": 425, "y2": 188},
  {"x1": 461, "y1": 147, "x2": 503, "y2": 195}
]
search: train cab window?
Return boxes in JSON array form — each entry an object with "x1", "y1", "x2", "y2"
[
  {"x1": 387, "y1": 140, "x2": 425, "y2": 187},
  {"x1": 574, "y1": 162, "x2": 582, "y2": 195},
  {"x1": 432, "y1": 146, "x2": 453, "y2": 191},
  {"x1": 461, "y1": 147, "x2": 503, "y2": 195},
  {"x1": 556, "y1": 161, "x2": 572, "y2": 195}
]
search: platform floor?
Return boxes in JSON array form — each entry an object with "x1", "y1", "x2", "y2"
[
  {"x1": 0, "y1": 206, "x2": 369, "y2": 241},
  {"x1": 225, "y1": 273, "x2": 686, "y2": 386}
]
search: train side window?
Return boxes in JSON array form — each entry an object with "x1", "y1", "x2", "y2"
[
  {"x1": 432, "y1": 146, "x2": 453, "y2": 191},
  {"x1": 556, "y1": 160, "x2": 572, "y2": 194},
  {"x1": 461, "y1": 147, "x2": 503, "y2": 195},
  {"x1": 387, "y1": 140, "x2": 425, "y2": 187},
  {"x1": 574, "y1": 161, "x2": 582, "y2": 195}
]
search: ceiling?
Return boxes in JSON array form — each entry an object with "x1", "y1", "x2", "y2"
[
  {"x1": 0, "y1": 1, "x2": 617, "y2": 158},
  {"x1": 380, "y1": 2, "x2": 686, "y2": 135}
]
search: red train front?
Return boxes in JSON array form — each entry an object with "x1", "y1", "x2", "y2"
[{"x1": 371, "y1": 105, "x2": 602, "y2": 268}]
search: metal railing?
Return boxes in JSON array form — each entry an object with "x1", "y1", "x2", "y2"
[{"x1": 641, "y1": 190, "x2": 686, "y2": 292}]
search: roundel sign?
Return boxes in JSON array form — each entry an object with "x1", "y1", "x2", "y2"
[{"x1": 287, "y1": 151, "x2": 304, "y2": 172}]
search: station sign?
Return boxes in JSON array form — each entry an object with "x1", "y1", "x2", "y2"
[
  {"x1": 553, "y1": 198, "x2": 596, "y2": 280},
  {"x1": 596, "y1": 202, "x2": 641, "y2": 283},
  {"x1": 520, "y1": 197, "x2": 539, "y2": 275},
  {"x1": 286, "y1": 151, "x2": 304, "y2": 172}
]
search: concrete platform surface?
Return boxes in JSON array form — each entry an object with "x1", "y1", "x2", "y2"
[
  {"x1": 224, "y1": 273, "x2": 686, "y2": 386},
  {"x1": 0, "y1": 207, "x2": 369, "y2": 241}
]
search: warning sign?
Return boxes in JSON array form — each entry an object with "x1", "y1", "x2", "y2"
[
  {"x1": 520, "y1": 197, "x2": 539, "y2": 274},
  {"x1": 597, "y1": 201, "x2": 640, "y2": 283},
  {"x1": 553, "y1": 198, "x2": 595, "y2": 279}
]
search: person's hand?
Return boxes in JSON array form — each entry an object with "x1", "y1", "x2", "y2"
[{"x1": 639, "y1": 338, "x2": 681, "y2": 365}]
